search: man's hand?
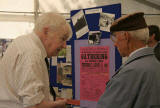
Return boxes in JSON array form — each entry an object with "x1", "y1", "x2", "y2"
[
  {"x1": 53, "y1": 99, "x2": 67, "y2": 108},
  {"x1": 27, "y1": 99, "x2": 67, "y2": 108}
]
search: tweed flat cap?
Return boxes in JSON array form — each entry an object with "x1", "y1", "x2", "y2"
[{"x1": 110, "y1": 12, "x2": 147, "y2": 33}]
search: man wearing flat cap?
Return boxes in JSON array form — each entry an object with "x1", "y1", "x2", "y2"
[{"x1": 97, "y1": 12, "x2": 160, "y2": 108}]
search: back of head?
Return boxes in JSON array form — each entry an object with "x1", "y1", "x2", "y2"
[
  {"x1": 110, "y1": 12, "x2": 149, "y2": 43},
  {"x1": 127, "y1": 28, "x2": 149, "y2": 44},
  {"x1": 148, "y1": 25, "x2": 160, "y2": 41},
  {"x1": 34, "y1": 12, "x2": 72, "y2": 38},
  {"x1": 154, "y1": 41, "x2": 160, "y2": 61}
]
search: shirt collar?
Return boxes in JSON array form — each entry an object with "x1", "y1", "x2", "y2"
[
  {"x1": 31, "y1": 32, "x2": 47, "y2": 58},
  {"x1": 129, "y1": 46, "x2": 148, "y2": 57}
]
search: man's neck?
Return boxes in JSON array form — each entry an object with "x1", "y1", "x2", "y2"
[{"x1": 128, "y1": 40, "x2": 147, "y2": 56}]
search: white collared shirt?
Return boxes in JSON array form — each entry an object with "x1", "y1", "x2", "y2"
[{"x1": 0, "y1": 32, "x2": 52, "y2": 108}]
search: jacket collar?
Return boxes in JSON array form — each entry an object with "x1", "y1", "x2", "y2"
[{"x1": 114, "y1": 47, "x2": 154, "y2": 76}]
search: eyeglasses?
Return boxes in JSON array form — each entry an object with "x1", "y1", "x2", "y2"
[{"x1": 110, "y1": 34, "x2": 117, "y2": 42}]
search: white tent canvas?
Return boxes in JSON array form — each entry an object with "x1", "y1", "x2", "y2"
[{"x1": 0, "y1": 0, "x2": 160, "y2": 39}]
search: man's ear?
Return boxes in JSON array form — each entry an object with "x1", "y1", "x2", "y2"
[
  {"x1": 43, "y1": 27, "x2": 49, "y2": 35},
  {"x1": 151, "y1": 34, "x2": 155, "y2": 40},
  {"x1": 124, "y1": 32, "x2": 130, "y2": 42},
  {"x1": 41, "y1": 27, "x2": 49, "y2": 42}
]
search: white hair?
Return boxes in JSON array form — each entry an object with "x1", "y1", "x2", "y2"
[
  {"x1": 128, "y1": 28, "x2": 149, "y2": 43},
  {"x1": 34, "y1": 12, "x2": 72, "y2": 38}
]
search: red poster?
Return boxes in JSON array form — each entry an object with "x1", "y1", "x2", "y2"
[{"x1": 80, "y1": 46, "x2": 109, "y2": 101}]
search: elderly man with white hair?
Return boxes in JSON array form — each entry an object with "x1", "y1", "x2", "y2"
[
  {"x1": 0, "y1": 12, "x2": 72, "y2": 108},
  {"x1": 97, "y1": 12, "x2": 160, "y2": 108}
]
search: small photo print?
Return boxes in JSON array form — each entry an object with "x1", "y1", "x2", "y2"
[
  {"x1": 71, "y1": 10, "x2": 89, "y2": 39},
  {"x1": 0, "y1": 45, "x2": 2, "y2": 57},
  {"x1": 0, "y1": 39, "x2": 12, "y2": 57},
  {"x1": 63, "y1": 63, "x2": 72, "y2": 75},
  {"x1": 57, "y1": 62, "x2": 65, "y2": 84},
  {"x1": 58, "y1": 48, "x2": 66, "y2": 58},
  {"x1": 66, "y1": 45, "x2": 72, "y2": 63},
  {"x1": 88, "y1": 31, "x2": 101, "y2": 45},
  {"x1": 99, "y1": 12, "x2": 115, "y2": 32},
  {"x1": 57, "y1": 62, "x2": 72, "y2": 86}
]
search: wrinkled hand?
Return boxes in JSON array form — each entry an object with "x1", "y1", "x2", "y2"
[{"x1": 54, "y1": 99, "x2": 67, "y2": 108}]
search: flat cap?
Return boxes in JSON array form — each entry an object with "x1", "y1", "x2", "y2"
[{"x1": 110, "y1": 12, "x2": 147, "y2": 33}]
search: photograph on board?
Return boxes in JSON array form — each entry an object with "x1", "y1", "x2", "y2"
[
  {"x1": 71, "y1": 10, "x2": 89, "y2": 39},
  {"x1": 0, "y1": 39, "x2": 12, "y2": 57},
  {"x1": 88, "y1": 31, "x2": 101, "y2": 45},
  {"x1": 99, "y1": 12, "x2": 115, "y2": 32}
]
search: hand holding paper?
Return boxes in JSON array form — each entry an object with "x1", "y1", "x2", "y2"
[{"x1": 56, "y1": 98, "x2": 80, "y2": 106}]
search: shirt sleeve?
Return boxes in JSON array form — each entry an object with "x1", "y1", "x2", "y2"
[{"x1": 16, "y1": 52, "x2": 48, "y2": 107}]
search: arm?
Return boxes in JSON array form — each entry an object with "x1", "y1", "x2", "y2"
[
  {"x1": 16, "y1": 53, "x2": 66, "y2": 108},
  {"x1": 27, "y1": 99, "x2": 67, "y2": 108}
]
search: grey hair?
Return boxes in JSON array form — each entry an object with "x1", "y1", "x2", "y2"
[
  {"x1": 34, "y1": 12, "x2": 72, "y2": 38},
  {"x1": 128, "y1": 28, "x2": 149, "y2": 43}
]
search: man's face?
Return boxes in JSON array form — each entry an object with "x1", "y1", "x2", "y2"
[
  {"x1": 148, "y1": 34, "x2": 158, "y2": 47},
  {"x1": 111, "y1": 31, "x2": 129, "y2": 57},
  {"x1": 45, "y1": 26, "x2": 70, "y2": 57}
]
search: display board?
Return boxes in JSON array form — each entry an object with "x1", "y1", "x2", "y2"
[
  {"x1": 70, "y1": 3, "x2": 121, "y2": 108},
  {"x1": 49, "y1": 3, "x2": 121, "y2": 108}
]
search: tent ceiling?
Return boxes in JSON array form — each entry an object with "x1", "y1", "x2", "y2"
[
  {"x1": 146, "y1": 0, "x2": 160, "y2": 6},
  {"x1": 0, "y1": 0, "x2": 34, "y2": 12},
  {"x1": 0, "y1": 0, "x2": 160, "y2": 14},
  {"x1": 135, "y1": 0, "x2": 160, "y2": 11},
  {"x1": 39, "y1": 0, "x2": 96, "y2": 13},
  {"x1": 0, "y1": 0, "x2": 160, "y2": 39}
]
